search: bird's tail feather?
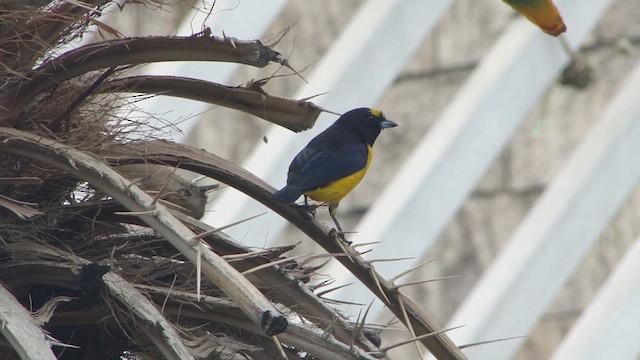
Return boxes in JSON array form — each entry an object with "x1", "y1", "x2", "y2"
[{"x1": 272, "y1": 186, "x2": 302, "y2": 203}]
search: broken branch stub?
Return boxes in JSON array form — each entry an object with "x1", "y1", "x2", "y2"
[{"x1": 99, "y1": 75, "x2": 321, "y2": 132}]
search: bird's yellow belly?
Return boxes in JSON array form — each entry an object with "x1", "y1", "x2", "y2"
[{"x1": 304, "y1": 145, "x2": 372, "y2": 204}]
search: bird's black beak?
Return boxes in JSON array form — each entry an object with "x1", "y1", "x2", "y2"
[{"x1": 380, "y1": 119, "x2": 398, "y2": 129}]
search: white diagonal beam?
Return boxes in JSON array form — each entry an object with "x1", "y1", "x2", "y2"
[
  {"x1": 551, "y1": 237, "x2": 640, "y2": 360},
  {"x1": 447, "y1": 58, "x2": 640, "y2": 360},
  {"x1": 327, "y1": 0, "x2": 613, "y2": 314},
  {"x1": 348, "y1": 0, "x2": 614, "y2": 277},
  {"x1": 205, "y1": 0, "x2": 452, "y2": 242}
]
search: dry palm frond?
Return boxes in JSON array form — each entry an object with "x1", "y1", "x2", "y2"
[{"x1": 0, "y1": 1, "x2": 463, "y2": 359}]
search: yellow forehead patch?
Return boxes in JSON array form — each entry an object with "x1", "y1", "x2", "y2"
[{"x1": 369, "y1": 108, "x2": 383, "y2": 118}]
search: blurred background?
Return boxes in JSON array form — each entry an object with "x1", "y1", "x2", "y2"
[{"x1": 106, "y1": 0, "x2": 640, "y2": 358}]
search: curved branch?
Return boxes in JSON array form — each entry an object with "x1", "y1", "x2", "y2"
[
  {"x1": 0, "y1": 285, "x2": 57, "y2": 360},
  {"x1": 99, "y1": 76, "x2": 321, "y2": 132},
  {"x1": 0, "y1": 127, "x2": 287, "y2": 337},
  {"x1": 102, "y1": 272, "x2": 196, "y2": 360},
  {"x1": 106, "y1": 140, "x2": 466, "y2": 360},
  {"x1": 6, "y1": 34, "x2": 283, "y2": 112}
]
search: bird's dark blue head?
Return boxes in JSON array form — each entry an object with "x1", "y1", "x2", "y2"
[{"x1": 334, "y1": 107, "x2": 398, "y2": 145}]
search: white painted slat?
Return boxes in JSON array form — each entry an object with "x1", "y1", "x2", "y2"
[
  {"x1": 447, "y1": 58, "x2": 640, "y2": 360},
  {"x1": 326, "y1": 0, "x2": 613, "y2": 317},
  {"x1": 551, "y1": 237, "x2": 640, "y2": 360},
  {"x1": 205, "y1": 0, "x2": 452, "y2": 242},
  {"x1": 347, "y1": 0, "x2": 614, "y2": 278}
]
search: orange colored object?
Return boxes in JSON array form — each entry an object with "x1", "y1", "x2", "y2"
[{"x1": 504, "y1": 0, "x2": 567, "y2": 36}]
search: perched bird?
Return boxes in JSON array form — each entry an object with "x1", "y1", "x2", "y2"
[{"x1": 273, "y1": 107, "x2": 397, "y2": 234}]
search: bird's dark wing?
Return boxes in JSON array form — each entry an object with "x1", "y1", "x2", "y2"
[{"x1": 286, "y1": 141, "x2": 368, "y2": 191}]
